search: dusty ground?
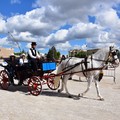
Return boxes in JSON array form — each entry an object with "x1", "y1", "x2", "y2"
[{"x1": 0, "y1": 66, "x2": 120, "y2": 120}]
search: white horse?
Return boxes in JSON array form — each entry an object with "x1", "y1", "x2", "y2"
[{"x1": 54, "y1": 47, "x2": 119, "y2": 100}]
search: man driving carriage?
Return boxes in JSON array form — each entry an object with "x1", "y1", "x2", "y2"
[{"x1": 28, "y1": 42, "x2": 41, "y2": 71}]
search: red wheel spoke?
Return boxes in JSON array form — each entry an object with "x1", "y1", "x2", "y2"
[
  {"x1": 28, "y1": 77, "x2": 42, "y2": 96},
  {"x1": 0, "y1": 70, "x2": 10, "y2": 90},
  {"x1": 47, "y1": 74, "x2": 60, "y2": 90}
]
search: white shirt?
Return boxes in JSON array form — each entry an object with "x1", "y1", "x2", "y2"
[
  {"x1": 28, "y1": 48, "x2": 41, "y2": 59},
  {"x1": 19, "y1": 58, "x2": 28, "y2": 65}
]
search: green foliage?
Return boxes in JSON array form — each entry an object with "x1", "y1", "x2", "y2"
[
  {"x1": 47, "y1": 46, "x2": 61, "y2": 60},
  {"x1": 0, "y1": 56, "x2": 3, "y2": 59},
  {"x1": 75, "y1": 51, "x2": 87, "y2": 58},
  {"x1": 14, "y1": 49, "x2": 26, "y2": 56},
  {"x1": 57, "y1": 52, "x2": 60, "y2": 59}
]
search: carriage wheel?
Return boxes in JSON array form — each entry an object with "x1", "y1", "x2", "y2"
[
  {"x1": 28, "y1": 76, "x2": 42, "y2": 96},
  {"x1": 0, "y1": 70, "x2": 10, "y2": 90},
  {"x1": 47, "y1": 75, "x2": 60, "y2": 90}
]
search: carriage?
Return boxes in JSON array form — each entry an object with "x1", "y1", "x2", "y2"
[
  {"x1": 0, "y1": 46, "x2": 119, "y2": 100},
  {"x1": 0, "y1": 58, "x2": 60, "y2": 96}
]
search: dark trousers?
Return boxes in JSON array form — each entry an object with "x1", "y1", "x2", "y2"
[{"x1": 29, "y1": 59, "x2": 38, "y2": 71}]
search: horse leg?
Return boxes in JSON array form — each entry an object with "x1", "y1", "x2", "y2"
[
  {"x1": 58, "y1": 75, "x2": 73, "y2": 98},
  {"x1": 58, "y1": 75, "x2": 65, "y2": 93},
  {"x1": 64, "y1": 76, "x2": 73, "y2": 98},
  {"x1": 94, "y1": 80, "x2": 104, "y2": 101},
  {"x1": 78, "y1": 76, "x2": 92, "y2": 97}
]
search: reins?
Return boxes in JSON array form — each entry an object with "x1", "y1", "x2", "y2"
[
  {"x1": 57, "y1": 57, "x2": 106, "y2": 78},
  {"x1": 51, "y1": 66, "x2": 105, "y2": 78},
  {"x1": 55, "y1": 48, "x2": 118, "y2": 78}
]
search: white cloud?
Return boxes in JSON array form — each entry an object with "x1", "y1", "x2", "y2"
[
  {"x1": 0, "y1": 37, "x2": 8, "y2": 46},
  {"x1": 96, "y1": 8, "x2": 120, "y2": 30},
  {"x1": 5, "y1": 8, "x2": 56, "y2": 36},
  {"x1": 0, "y1": 17, "x2": 6, "y2": 33},
  {"x1": 8, "y1": 32, "x2": 36, "y2": 42},
  {"x1": 0, "y1": 0, "x2": 120, "y2": 51},
  {"x1": 43, "y1": 22, "x2": 101, "y2": 47},
  {"x1": 68, "y1": 23, "x2": 101, "y2": 40},
  {"x1": 11, "y1": 0, "x2": 21, "y2": 4},
  {"x1": 55, "y1": 42, "x2": 87, "y2": 52},
  {"x1": 32, "y1": 0, "x2": 120, "y2": 24},
  {"x1": 81, "y1": 44, "x2": 87, "y2": 50},
  {"x1": 55, "y1": 41, "x2": 71, "y2": 51},
  {"x1": 0, "y1": 37, "x2": 17, "y2": 48}
]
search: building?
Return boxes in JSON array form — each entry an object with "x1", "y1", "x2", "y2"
[
  {"x1": 68, "y1": 48, "x2": 99, "y2": 57},
  {"x1": 69, "y1": 49, "x2": 84, "y2": 57},
  {"x1": 69, "y1": 49, "x2": 86, "y2": 57},
  {"x1": 0, "y1": 47, "x2": 14, "y2": 58}
]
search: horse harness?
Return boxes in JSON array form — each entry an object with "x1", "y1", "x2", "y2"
[{"x1": 61, "y1": 47, "x2": 118, "y2": 78}]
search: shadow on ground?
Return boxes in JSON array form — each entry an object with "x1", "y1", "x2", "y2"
[{"x1": 0, "y1": 85, "x2": 100, "y2": 101}]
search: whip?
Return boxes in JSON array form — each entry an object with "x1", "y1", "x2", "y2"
[{"x1": 8, "y1": 32, "x2": 22, "y2": 53}]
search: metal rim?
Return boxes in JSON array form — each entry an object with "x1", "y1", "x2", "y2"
[
  {"x1": 47, "y1": 75, "x2": 60, "y2": 90},
  {"x1": 28, "y1": 76, "x2": 42, "y2": 96},
  {"x1": 0, "y1": 70, "x2": 10, "y2": 90}
]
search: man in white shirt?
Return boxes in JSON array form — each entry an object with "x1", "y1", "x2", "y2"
[{"x1": 28, "y1": 42, "x2": 41, "y2": 71}]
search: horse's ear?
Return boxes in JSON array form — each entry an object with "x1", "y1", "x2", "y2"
[
  {"x1": 109, "y1": 46, "x2": 112, "y2": 51},
  {"x1": 109, "y1": 46, "x2": 114, "y2": 51}
]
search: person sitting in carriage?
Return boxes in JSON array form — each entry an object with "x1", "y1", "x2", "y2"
[
  {"x1": 60, "y1": 55, "x2": 66, "y2": 63},
  {"x1": 6, "y1": 54, "x2": 18, "y2": 83},
  {"x1": 19, "y1": 53, "x2": 28, "y2": 66},
  {"x1": 28, "y1": 42, "x2": 41, "y2": 71}
]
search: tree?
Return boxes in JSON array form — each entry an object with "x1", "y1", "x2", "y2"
[
  {"x1": 47, "y1": 46, "x2": 61, "y2": 61},
  {"x1": 75, "y1": 51, "x2": 87, "y2": 58},
  {"x1": 14, "y1": 49, "x2": 26, "y2": 56}
]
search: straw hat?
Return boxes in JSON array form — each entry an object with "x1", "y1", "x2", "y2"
[
  {"x1": 21, "y1": 53, "x2": 26, "y2": 57},
  {"x1": 10, "y1": 53, "x2": 15, "y2": 57}
]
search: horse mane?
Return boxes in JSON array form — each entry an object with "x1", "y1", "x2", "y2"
[{"x1": 92, "y1": 47, "x2": 109, "y2": 61}]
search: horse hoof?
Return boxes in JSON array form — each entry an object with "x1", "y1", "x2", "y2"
[
  {"x1": 98, "y1": 97, "x2": 104, "y2": 101},
  {"x1": 58, "y1": 89, "x2": 61, "y2": 93},
  {"x1": 78, "y1": 93, "x2": 83, "y2": 97},
  {"x1": 78, "y1": 94, "x2": 80, "y2": 97},
  {"x1": 99, "y1": 98, "x2": 104, "y2": 101},
  {"x1": 68, "y1": 95, "x2": 72, "y2": 98}
]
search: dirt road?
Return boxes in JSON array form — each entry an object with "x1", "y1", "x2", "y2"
[{"x1": 0, "y1": 66, "x2": 120, "y2": 120}]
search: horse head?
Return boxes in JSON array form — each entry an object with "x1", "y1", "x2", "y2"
[{"x1": 108, "y1": 46, "x2": 119, "y2": 67}]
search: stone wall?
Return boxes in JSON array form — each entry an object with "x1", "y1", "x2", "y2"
[{"x1": 0, "y1": 47, "x2": 14, "y2": 58}]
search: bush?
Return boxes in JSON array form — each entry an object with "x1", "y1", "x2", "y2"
[{"x1": 75, "y1": 51, "x2": 87, "y2": 58}]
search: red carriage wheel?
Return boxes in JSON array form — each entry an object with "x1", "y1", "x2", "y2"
[
  {"x1": 28, "y1": 76, "x2": 42, "y2": 96},
  {"x1": 0, "y1": 70, "x2": 10, "y2": 90},
  {"x1": 47, "y1": 74, "x2": 60, "y2": 90}
]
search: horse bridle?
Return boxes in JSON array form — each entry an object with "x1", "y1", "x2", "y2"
[
  {"x1": 88, "y1": 47, "x2": 119, "y2": 68},
  {"x1": 107, "y1": 47, "x2": 118, "y2": 64}
]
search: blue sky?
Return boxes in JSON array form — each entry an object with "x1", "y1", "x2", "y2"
[
  {"x1": 0, "y1": 0, "x2": 33, "y2": 17},
  {"x1": 0, "y1": 0, "x2": 120, "y2": 55}
]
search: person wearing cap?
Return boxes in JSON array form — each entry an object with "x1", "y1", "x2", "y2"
[
  {"x1": 16, "y1": 53, "x2": 28, "y2": 85},
  {"x1": 7, "y1": 54, "x2": 18, "y2": 84},
  {"x1": 19, "y1": 53, "x2": 28, "y2": 66},
  {"x1": 28, "y1": 42, "x2": 41, "y2": 71},
  {"x1": 60, "y1": 55, "x2": 66, "y2": 63},
  {"x1": 9, "y1": 54, "x2": 18, "y2": 67}
]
